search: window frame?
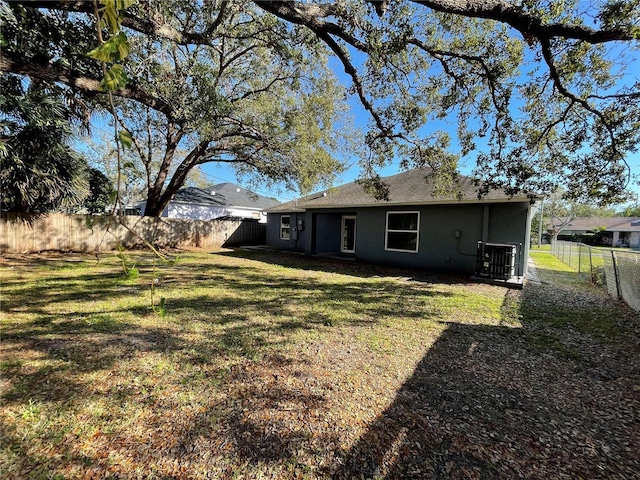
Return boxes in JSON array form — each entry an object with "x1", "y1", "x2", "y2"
[
  {"x1": 384, "y1": 211, "x2": 420, "y2": 253},
  {"x1": 280, "y1": 215, "x2": 291, "y2": 240},
  {"x1": 341, "y1": 215, "x2": 357, "y2": 253}
]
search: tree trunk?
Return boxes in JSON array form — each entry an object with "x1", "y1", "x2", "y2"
[
  {"x1": 142, "y1": 140, "x2": 211, "y2": 217},
  {"x1": 143, "y1": 201, "x2": 166, "y2": 217}
]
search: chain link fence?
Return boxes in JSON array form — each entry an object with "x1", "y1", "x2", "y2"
[{"x1": 551, "y1": 240, "x2": 640, "y2": 312}]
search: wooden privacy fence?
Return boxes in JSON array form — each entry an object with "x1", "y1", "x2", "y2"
[{"x1": 0, "y1": 213, "x2": 266, "y2": 253}]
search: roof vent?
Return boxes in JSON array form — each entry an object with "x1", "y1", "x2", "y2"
[
  {"x1": 236, "y1": 188, "x2": 241, "y2": 192},
  {"x1": 211, "y1": 191, "x2": 215, "y2": 195}
]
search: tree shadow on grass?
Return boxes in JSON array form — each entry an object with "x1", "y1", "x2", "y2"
[
  {"x1": 9, "y1": 251, "x2": 634, "y2": 478},
  {"x1": 325, "y1": 284, "x2": 640, "y2": 479},
  {"x1": 1, "y1": 251, "x2": 458, "y2": 478},
  {"x1": 216, "y1": 248, "x2": 475, "y2": 285},
  {"x1": 146, "y1": 279, "x2": 638, "y2": 479},
  {"x1": 0, "y1": 270, "x2": 146, "y2": 317},
  {"x1": 2, "y1": 250, "x2": 454, "y2": 395}
]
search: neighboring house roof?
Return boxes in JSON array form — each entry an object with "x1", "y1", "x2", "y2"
[
  {"x1": 206, "y1": 183, "x2": 279, "y2": 210},
  {"x1": 550, "y1": 217, "x2": 640, "y2": 232},
  {"x1": 268, "y1": 168, "x2": 529, "y2": 213},
  {"x1": 170, "y1": 184, "x2": 279, "y2": 210},
  {"x1": 171, "y1": 187, "x2": 226, "y2": 206}
]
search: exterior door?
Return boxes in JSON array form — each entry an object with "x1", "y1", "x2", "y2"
[{"x1": 341, "y1": 216, "x2": 356, "y2": 253}]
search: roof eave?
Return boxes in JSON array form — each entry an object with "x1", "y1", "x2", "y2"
[
  {"x1": 169, "y1": 200, "x2": 225, "y2": 207},
  {"x1": 302, "y1": 197, "x2": 532, "y2": 210},
  {"x1": 227, "y1": 205, "x2": 270, "y2": 211},
  {"x1": 268, "y1": 196, "x2": 531, "y2": 212}
]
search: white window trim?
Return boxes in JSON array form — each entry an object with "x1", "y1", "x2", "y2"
[
  {"x1": 341, "y1": 215, "x2": 356, "y2": 253},
  {"x1": 385, "y1": 211, "x2": 420, "y2": 253},
  {"x1": 280, "y1": 215, "x2": 291, "y2": 240}
]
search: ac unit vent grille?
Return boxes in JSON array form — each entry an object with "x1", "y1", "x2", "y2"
[{"x1": 476, "y1": 242, "x2": 517, "y2": 280}]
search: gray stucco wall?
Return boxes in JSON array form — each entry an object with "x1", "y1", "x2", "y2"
[
  {"x1": 265, "y1": 212, "x2": 306, "y2": 251},
  {"x1": 267, "y1": 202, "x2": 531, "y2": 275},
  {"x1": 314, "y1": 203, "x2": 530, "y2": 274},
  {"x1": 313, "y1": 212, "x2": 352, "y2": 253},
  {"x1": 487, "y1": 203, "x2": 530, "y2": 245},
  {"x1": 352, "y1": 205, "x2": 484, "y2": 272}
]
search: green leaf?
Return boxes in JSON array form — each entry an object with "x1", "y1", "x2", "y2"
[
  {"x1": 87, "y1": 32, "x2": 130, "y2": 62},
  {"x1": 125, "y1": 266, "x2": 139, "y2": 280},
  {"x1": 99, "y1": 4, "x2": 120, "y2": 34},
  {"x1": 99, "y1": 0, "x2": 136, "y2": 33},
  {"x1": 118, "y1": 129, "x2": 133, "y2": 149},
  {"x1": 86, "y1": 45, "x2": 107, "y2": 62},
  {"x1": 99, "y1": 64, "x2": 128, "y2": 91},
  {"x1": 103, "y1": 0, "x2": 137, "y2": 11}
]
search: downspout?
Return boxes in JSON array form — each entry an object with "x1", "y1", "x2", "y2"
[
  {"x1": 482, "y1": 205, "x2": 490, "y2": 243},
  {"x1": 537, "y1": 198, "x2": 544, "y2": 247},
  {"x1": 307, "y1": 212, "x2": 315, "y2": 255},
  {"x1": 523, "y1": 203, "x2": 533, "y2": 276}
]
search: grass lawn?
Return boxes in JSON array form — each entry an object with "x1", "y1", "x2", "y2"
[
  {"x1": 1, "y1": 249, "x2": 639, "y2": 479},
  {"x1": 529, "y1": 244, "x2": 551, "y2": 252}
]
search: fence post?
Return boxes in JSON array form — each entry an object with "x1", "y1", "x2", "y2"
[
  {"x1": 578, "y1": 243, "x2": 581, "y2": 275},
  {"x1": 588, "y1": 245, "x2": 594, "y2": 283},
  {"x1": 611, "y1": 250, "x2": 622, "y2": 298}
]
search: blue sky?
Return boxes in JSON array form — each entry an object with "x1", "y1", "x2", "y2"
[
  {"x1": 199, "y1": 43, "x2": 640, "y2": 207},
  {"x1": 200, "y1": 145, "x2": 640, "y2": 205},
  {"x1": 83, "y1": 71, "x2": 639, "y2": 208},
  {"x1": 199, "y1": 98, "x2": 640, "y2": 207},
  {"x1": 80, "y1": 20, "x2": 639, "y2": 209}
]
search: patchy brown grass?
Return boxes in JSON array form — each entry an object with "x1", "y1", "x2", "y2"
[{"x1": 1, "y1": 249, "x2": 638, "y2": 479}]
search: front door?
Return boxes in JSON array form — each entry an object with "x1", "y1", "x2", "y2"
[{"x1": 341, "y1": 216, "x2": 356, "y2": 253}]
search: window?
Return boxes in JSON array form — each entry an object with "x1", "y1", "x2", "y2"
[
  {"x1": 280, "y1": 215, "x2": 291, "y2": 240},
  {"x1": 385, "y1": 211, "x2": 419, "y2": 252}
]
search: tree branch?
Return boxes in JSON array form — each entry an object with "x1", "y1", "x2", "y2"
[
  {"x1": 409, "y1": 0, "x2": 635, "y2": 43},
  {"x1": 538, "y1": 38, "x2": 622, "y2": 157},
  {"x1": 24, "y1": 0, "x2": 635, "y2": 46},
  {"x1": 0, "y1": 51, "x2": 177, "y2": 120},
  {"x1": 253, "y1": 1, "x2": 371, "y2": 52},
  {"x1": 313, "y1": 31, "x2": 391, "y2": 136},
  {"x1": 409, "y1": 39, "x2": 508, "y2": 114}
]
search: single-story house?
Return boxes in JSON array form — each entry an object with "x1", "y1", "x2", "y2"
[
  {"x1": 266, "y1": 169, "x2": 534, "y2": 281},
  {"x1": 549, "y1": 217, "x2": 640, "y2": 248},
  {"x1": 137, "y1": 183, "x2": 279, "y2": 223}
]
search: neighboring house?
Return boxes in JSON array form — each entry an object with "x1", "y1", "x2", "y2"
[
  {"x1": 549, "y1": 217, "x2": 640, "y2": 248},
  {"x1": 137, "y1": 183, "x2": 279, "y2": 223},
  {"x1": 266, "y1": 169, "x2": 534, "y2": 279}
]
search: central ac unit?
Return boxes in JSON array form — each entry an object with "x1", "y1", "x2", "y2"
[{"x1": 476, "y1": 242, "x2": 517, "y2": 280}]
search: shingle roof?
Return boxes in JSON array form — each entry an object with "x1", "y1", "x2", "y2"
[
  {"x1": 268, "y1": 169, "x2": 528, "y2": 213},
  {"x1": 552, "y1": 217, "x2": 640, "y2": 232},
  {"x1": 207, "y1": 183, "x2": 279, "y2": 210},
  {"x1": 171, "y1": 187, "x2": 225, "y2": 206},
  {"x1": 172, "y1": 184, "x2": 279, "y2": 210}
]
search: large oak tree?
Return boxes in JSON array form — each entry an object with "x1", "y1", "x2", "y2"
[
  {"x1": 2, "y1": 1, "x2": 350, "y2": 216},
  {"x1": 1, "y1": 0, "x2": 638, "y2": 214}
]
